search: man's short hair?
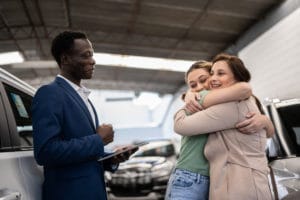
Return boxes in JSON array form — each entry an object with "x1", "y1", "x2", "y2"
[{"x1": 51, "y1": 31, "x2": 87, "y2": 67}]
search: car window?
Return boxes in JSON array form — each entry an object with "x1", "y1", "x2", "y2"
[
  {"x1": 3, "y1": 83, "x2": 33, "y2": 147},
  {"x1": 277, "y1": 104, "x2": 300, "y2": 155}
]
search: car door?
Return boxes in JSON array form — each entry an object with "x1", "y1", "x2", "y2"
[
  {"x1": 265, "y1": 100, "x2": 300, "y2": 199},
  {"x1": 0, "y1": 79, "x2": 43, "y2": 200}
]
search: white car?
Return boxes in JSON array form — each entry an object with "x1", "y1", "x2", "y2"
[
  {"x1": 265, "y1": 99, "x2": 300, "y2": 199},
  {"x1": 0, "y1": 68, "x2": 43, "y2": 200}
]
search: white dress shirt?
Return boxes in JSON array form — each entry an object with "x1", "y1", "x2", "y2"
[{"x1": 57, "y1": 75, "x2": 96, "y2": 128}]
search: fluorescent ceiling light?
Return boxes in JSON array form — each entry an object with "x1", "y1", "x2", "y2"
[
  {"x1": 0, "y1": 51, "x2": 24, "y2": 65},
  {"x1": 94, "y1": 53, "x2": 195, "y2": 72},
  {"x1": 1, "y1": 51, "x2": 195, "y2": 72}
]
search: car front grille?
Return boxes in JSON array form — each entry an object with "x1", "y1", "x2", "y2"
[{"x1": 109, "y1": 170, "x2": 154, "y2": 196}]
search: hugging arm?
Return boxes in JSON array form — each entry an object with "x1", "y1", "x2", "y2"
[
  {"x1": 186, "y1": 82, "x2": 273, "y2": 136},
  {"x1": 264, "y1": 117, "x2": 275, "y2": 138},
  {"x1": 200, "y1": 82, "x2": 251, "y2": 108},
  {"x1": 176, "y1": 83, "x2": 251, "y2": 136},
  {"x1": 184, "y1": 82, "x2": 251, "y2": 113},
  {"x1": 174, "y1": 102, "x2": 239, "y2": 136}
]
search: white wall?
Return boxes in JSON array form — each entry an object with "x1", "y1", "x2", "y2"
[
  {"x1": 110, "y1": 126, "x2": 163, "y2": 146},
  {"x1": 89, "y1": 90, "x2": 151, "y2": 127},
  {"x1": 162, "y1": 90, "x2": 185, "y2": 139},
  {"x1": 89, "y1": 90, "x2": 174, "y2": 147},
  {"x1": 239, "y1": 8, "x2": 300, "y2": 102}
]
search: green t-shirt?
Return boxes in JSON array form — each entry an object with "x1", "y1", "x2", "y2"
[{"x1": 176, "y1": 90, "x2": 210, "y2": 176}]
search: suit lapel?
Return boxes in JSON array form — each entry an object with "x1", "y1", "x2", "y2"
[
  {"x1": 55, "y1": 77, "x2": 96, "y2": 131},
  {"x1": 89, "y1": 99, "x2": 99, "y2": 127}
]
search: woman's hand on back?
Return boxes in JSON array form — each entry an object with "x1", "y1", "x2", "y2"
[{"x1": 235, "y1": 112, "x2": 265, "y2": 134}]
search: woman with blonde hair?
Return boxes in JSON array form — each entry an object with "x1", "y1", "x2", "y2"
[
  {"x1": 166, "y1": 59, "x2": 272, "y2": 200},
  {"x1": 174, "y1": 53, "x2": 273, "y2": 200}
]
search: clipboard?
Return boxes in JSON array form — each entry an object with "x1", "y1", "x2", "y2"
[{"x1": 98, "y1": 141, "x2": 149, "y2": 162}]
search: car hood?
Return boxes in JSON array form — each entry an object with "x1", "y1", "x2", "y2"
[
  {"x1": 270, "y1": 157, "x2": 300, "y2": 199},
  {"x1": 118, "y1": 156, "x2": 167, "y2": 170}
]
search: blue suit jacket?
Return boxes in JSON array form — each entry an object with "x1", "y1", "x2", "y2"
[{"x1": 32, "y1": 77, "x2": 112, "y2": 200}]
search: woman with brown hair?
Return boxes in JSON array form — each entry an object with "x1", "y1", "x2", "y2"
[
  {"x1": 166, "y1": 58, "x2": 272, "y2": 200},
  {"x1": 174, "y1": 53, "x2": 273, "y2": 200}
]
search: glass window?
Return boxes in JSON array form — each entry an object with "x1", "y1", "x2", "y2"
[
  {"x1": 4, "y1": 83, "x2": 33, "y2": 147},
  {"x1": 277, "y1": 104, "x2": 300, "y2": 155},
  {"x1": 293, "y1": 127, "x2": 300, "y2": 145}
]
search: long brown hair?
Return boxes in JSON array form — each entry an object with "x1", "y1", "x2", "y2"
[{"x1": 212, "y1": 53, "x2": 251, "y2": 82}]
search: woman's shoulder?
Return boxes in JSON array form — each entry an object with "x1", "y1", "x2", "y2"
[
  {"x1": 238, "y1": 96, "x2": 261, "y2": 113},
  {"x1": 198, "y1": 89, "x2": 210, "y2": 105}
]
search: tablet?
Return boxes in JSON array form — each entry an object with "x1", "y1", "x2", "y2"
[{"x1": 97, "y1": 141, "x2": 149, "y2": 162}]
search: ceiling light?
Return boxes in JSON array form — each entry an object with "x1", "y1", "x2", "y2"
[
  {"x1": 94, "y1": 53, "x2": 194, "y2": 72},
  {"x1": 0, "y1": 51, "x2": 24, "y2": 65}
]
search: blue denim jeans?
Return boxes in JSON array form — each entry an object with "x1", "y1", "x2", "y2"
[{"x1": 165, "y1": 168, "x2": 209, "y2": 200}]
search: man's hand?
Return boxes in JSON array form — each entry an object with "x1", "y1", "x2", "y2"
[
  {"x1": 96, "y1": 124, "x2": 114, "y2": 145},
  {"x1": 110, "y1": 146, "x2": 139, "y2": 165}
]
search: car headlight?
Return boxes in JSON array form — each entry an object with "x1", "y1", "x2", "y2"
[
  {"x1": 151, "y1": 161, "x2": 173, "y2": 178},
  {"x1": 105, "y1": 171, "x2": 112, "y2": 181}
]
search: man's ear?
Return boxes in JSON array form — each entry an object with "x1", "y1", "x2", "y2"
[{"x1": 61, "y1": 54, "x2": 69, "y2": 65}]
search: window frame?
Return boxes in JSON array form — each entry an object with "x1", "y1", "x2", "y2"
[{"x1": 0, "y1": 81, "x2": 12, "y2": 150}]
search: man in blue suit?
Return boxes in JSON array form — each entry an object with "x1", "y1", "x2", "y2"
[{"x1": 32, "y1": 31, "x2": 129, "y2": 200}]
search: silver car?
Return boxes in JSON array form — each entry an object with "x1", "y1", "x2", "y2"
[
  {"x1": 0, "y1": 68, "x2": 42, "y2": 200},
  {"x1": 265, "y1": 99, "x2": 300, "y2": 199}
]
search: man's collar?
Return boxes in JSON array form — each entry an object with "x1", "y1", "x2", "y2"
[{"x1": 57, "y1": 74, "x2": 91, "y2": 96}]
